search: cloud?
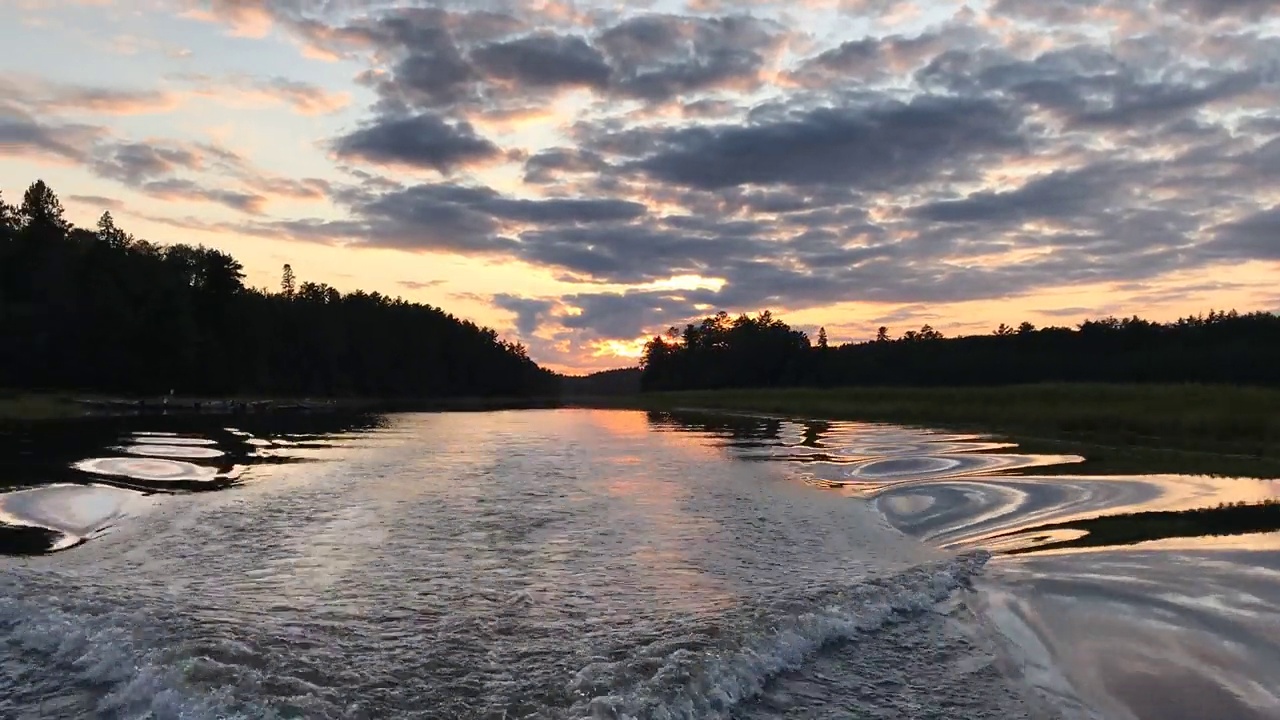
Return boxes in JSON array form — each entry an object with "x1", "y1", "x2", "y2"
[
  {"x1": 225, "y1": 180, "x2": 651, "y2": 255},
  {"x1": 597, "y1": 14, "x2": 786, "y2": 100},
  {"x1": 792, "y1": 25, "x2": 987, "y2": 86},
  {"x1": 67, "y1": 194, "x2": 124, "y2": 210},
  {"x1": 92, "y1": 142, "x2": 203, "y2": 184},
  {"x1": 139, "y1": 178, "x2": 267, "y2": 214},
  {"x1": 627, "y1": 94, "x2": 1025, "y2": 190},
  {"x1": 182, "y1": 0, "x2": 274, "y2": 38},
  {"x1": 470, "y1": 33, "x2": 611, "y2": 89},
  {"x1": 1161, "y1": 0, "x2": 1279, "y2": 21},
  {"x1": 332, "y1": 113, "x2": 502, "y2": 172},
  {"x1": 246, "y1": 175, "x2": 331, "y2": 200},
  {"x1": 3, "y1": 72, "x2": 349, "y2": 118},
  {"x1": 0, "y1": 74, "x2": 182, "y2": 116},
  {"x1": 398, "y1": 279, "x2": 446, "y2": 290},
  {"x1": 493, "y1": 294, "x2": 556, "y2": 335},
  {"x1": 249, "y1": 77, "x2": 351, "y2": 115},
  {"x1": 1208, "y1": 207, "x2": 1280, "y2": 260},
  {"x1": 29, "y1": 0, "x2": 1280, "y2": 367},
  {"x1": 35, "y1": 87, "x2": 179, "y2": 116},
  {"x1": 523, "y1": 148, "x2": 610, "y2": 183},
  {"x1": 0, "y1": 109, "x2": 321, "y2": 215},
  {"x1": 908, "y1": 162, "x2": 1131, "y2": 224},
  {"x1": 176, "y1": 73, "x2": 352, "y2": 115},
  {"x1": 0, "y1": 105, "x2": 101, "y2": 161}
]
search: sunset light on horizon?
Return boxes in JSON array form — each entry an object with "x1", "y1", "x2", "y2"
[{"x1": 4, "y1": 0, "x2": 1280, "y2": 374}]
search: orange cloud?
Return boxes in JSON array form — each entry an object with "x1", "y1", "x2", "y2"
[
  {"x1": 0, "y1": 75, "x2": 182, "y2": 117},
  {"x1": 181, "y1": 1, "x2": 273, "y2": 38},
  {"x1": 185, "y1": 76, "x2": 351, "y2": 116}
]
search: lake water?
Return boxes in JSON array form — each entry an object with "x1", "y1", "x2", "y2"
[{"x1": 2, "y1": 409, "x2": 1278, "y2": 719}]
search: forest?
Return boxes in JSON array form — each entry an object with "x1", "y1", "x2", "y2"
[
  {"x1": 640, "y1": 308, "x2": 1280, "y2": 391},
  {"x1": 0, "y1": 181, "x2": 557, "y2": 398}
]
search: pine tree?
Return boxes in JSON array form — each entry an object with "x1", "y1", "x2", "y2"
[
  {"x1": 21, "y1": 180, "x2": 69, "y2": 232},
  {"x1": 281, "y1": 263, "x2": 296, "y2": 298}
]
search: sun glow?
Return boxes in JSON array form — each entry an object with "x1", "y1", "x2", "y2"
[
  {"x1": 592, "y1": 338, "x2": 649, "y2": 359},
  {"x1": 635, "y1": 274, "x2": 727, "y2": 293}
]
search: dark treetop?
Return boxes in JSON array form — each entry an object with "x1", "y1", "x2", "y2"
[
  {"x1": 640, "y1": 309, "x2": 1280, "y2": 391},
  {"x1": 0, "y1": 181, "x2": 557, "y2": 399}
]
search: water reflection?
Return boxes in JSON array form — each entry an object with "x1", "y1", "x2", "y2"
[
  {"x1": 0, "y1": 484, "x2": 142, "y2": 552},
  {"x1": 0, "y1": 413, "x2": 388, "y2": 554},
  {"x1": 118, "y1": 443, "x2": 227, "y2": 459},
  {"x1": 648, "y1": 410, "x2": 1280, "y2": 551},
  {"x1": 647, "y1": 409, "x2": 1280, "y2": 720},
  {"x1": 74, "y1": 456, "x2": 227, "y2": 487}
]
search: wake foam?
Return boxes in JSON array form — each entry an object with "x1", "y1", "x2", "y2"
[
  {"x1": 0, "y1": 571, "x2": 273, "y2": 720},
  {"x1": 571, "y1": 550, "x2": 992, "y2": 720}
]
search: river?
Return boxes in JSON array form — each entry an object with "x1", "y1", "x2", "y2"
[{"x1": 1, "y1": 409, "x2": 1278, "y2": 719}]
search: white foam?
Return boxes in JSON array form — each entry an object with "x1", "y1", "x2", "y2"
[
  {"x1": 0, "y1": 573, "x2": 274, "y2": 720},
  {"x1": 572, "y1": 551, "x2": 992, "y2": 720}
]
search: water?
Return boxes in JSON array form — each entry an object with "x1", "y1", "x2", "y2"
[{"x1": 1, "y1": 409, "x2": 1278, "y2": 719}]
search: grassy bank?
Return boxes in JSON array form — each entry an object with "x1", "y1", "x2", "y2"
[
  {"x1": 630, "y1": 384, "x2": 1280, "y2": 477},
  {"x1": 0, "y1": 392, "x2": 84, "y2": 421}
]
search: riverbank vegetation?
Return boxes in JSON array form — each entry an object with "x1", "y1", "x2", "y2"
[
  {"x1": 634, "y1": 309, "x2": 1280, "y2": 474},
  {"x1": 641, "y1": 309, "x2": 1280, "y2": 390},
  {"x1": 1, "y1": 181, "x2": 557, "y2": 400}
]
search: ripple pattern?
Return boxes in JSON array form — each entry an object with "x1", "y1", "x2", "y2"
[
  {"x1": 9, "y1": 409, "x2": 1277, "y2": 720},
  {"x1": 1, "y1": 410, "x2": 1040, "y2": 720},
  {"x1": 119, "y1": 444, "x2": 226, "y2": 459},
  {"x1": 75, "y1": 457, "x2": 221, "y2": 483}
]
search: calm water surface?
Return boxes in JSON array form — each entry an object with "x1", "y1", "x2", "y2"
[{"x1": 1, "y1": 409, "x2": 1278, "y2": 719}]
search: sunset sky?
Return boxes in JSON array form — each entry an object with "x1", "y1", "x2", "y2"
[{"x1": 2, "y1": 0, "x2": 1278, "y2": 373}]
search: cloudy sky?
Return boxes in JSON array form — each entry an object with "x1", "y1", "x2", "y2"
[{"x1": 3, "y1": 0, "x2": 1279, "y2": 373}]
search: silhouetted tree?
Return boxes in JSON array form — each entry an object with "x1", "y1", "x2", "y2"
[
  {"x1": 0, "y1": 191, "x2": 17, "y2": 231},
  {"x1": 0, "y1": 180, "x2": 558, "y2": 399},
  {"x1": 641, "y1": 306, "x2": 1280, "y2": 391},
  {"x1": 96, "y1": 211, "x2": 131, "y2": 249},
  {"x1": 20, "y1": 180, "x2": 68, "y2": 233},
  {"x1": 280, "y1": 263, "x2": 296, "y2": 299},
  {"x1": 817, "y1": 327, "x2": 829, "y2": 349}
]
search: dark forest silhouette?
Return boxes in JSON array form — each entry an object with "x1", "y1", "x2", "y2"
[
  {"x1": 641, "y1": 308, "x2": 1280, "y2": 391},
  {"x1": 1, "y1": 181, "x2": 557, "y2": 398}
]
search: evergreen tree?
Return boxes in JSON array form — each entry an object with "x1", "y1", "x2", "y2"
[
  {"x1": 0, "y1": 180, "x2": 559, "y2": 399},
  {"x1": 281, "y1": 263, "x2": 296, "y2": 298}
]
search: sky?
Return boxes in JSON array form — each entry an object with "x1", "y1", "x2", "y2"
[{"x1": 2, "y1": 0, "x2": 1279, "y2": 374}]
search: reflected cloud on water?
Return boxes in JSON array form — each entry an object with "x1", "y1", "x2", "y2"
[{"x1": 648, "y1": 409, "x2": 1280, "y2": 720}]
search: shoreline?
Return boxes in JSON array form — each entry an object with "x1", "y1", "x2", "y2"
[
  {"x1": 0, "y1": 391, "x2": 573, "y2": 422},
  {"x1": 9, "y1": 383, "x2": 1279, "y2": 478},
  {"x1": 619, "y1": 384, "x2": 1280, "y2": 479}
]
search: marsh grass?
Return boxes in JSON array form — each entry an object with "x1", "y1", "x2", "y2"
[
  {"x1": 632, "y1": 384, "x2": 1280, "y2": 477},
  {"x1": 0, "y1": 391, "x2": 82, "y2": 421},
  {"x1": 1001, "y1": 498, "x2": 1280, "y2": 554}
]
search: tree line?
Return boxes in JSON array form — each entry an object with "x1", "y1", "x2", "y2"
[
  {"x1": 1, "y1": 180, "x2": 557, "y2": 398},
  {"x1": 640, "y1": 308, "x2": 1280, "y2": 391}
]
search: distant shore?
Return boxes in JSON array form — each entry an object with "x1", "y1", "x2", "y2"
[
  {"x1": 9, "y1": 383, "x2": 1279, "y2": 478},
  {"x1": 0, "y1": 391, "x2": 572, "y2": 422},
  {"x1": 625, "y1": 384, "x2": 1280, "y2": 478}
]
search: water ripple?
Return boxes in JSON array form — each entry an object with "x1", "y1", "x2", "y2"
[
  {"x1": 5, "y1": 409, "x2": 1280, "y2": 720},
  {"x1": 118, "y1": 444, "x2": 226, "y2": 459}
]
